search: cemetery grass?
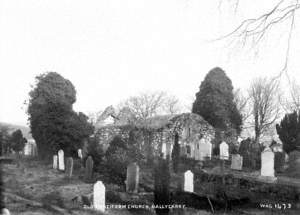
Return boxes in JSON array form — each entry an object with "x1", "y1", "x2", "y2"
[
  {"x1": 2, "y1": 156, "x2": 300, "y2": 215},
  {"x1": 1, "y1": 156, "x2": 131, "y2": 215}
]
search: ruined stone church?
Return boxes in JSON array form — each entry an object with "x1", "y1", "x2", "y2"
[{"x1": 94, "y1": 106, "x2": 215, "y2": 160}]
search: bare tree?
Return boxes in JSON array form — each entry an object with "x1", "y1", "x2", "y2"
[
  {"x1": 282, "y1": 80, "x2": 300, "y2": 112},
  {"x1": 120, "y1": 91, "x2": 182, "y2": 121},
  {"x1": 248, "y1": 77, "x2": 281, "y2": 143},
  {"x1": 163, "y1": 95, "x2": 182, "y2": 115},
  {"x1": 220, "y1": 0, "x2": 299, "y2": 76},
  {"x1": 233, "y1": 88, "x2": 251, "y2": 123}
]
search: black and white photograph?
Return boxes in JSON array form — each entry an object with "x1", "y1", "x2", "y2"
[{"x1": 0, "y1": 0, "x2": 300, "y2": 214}]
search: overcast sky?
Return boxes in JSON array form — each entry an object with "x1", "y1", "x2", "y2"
[{"x1": 1, "y1": 0, "x2": 300, "y2": 126}]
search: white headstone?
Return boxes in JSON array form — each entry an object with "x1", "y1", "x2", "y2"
[
  {"x1": 1, "y1": 208, "x2": 10, "y2": 215},
  {"x1": 161, "y1": 143, "x2": 166, "y2": 158},
  {"x1": 78, "y1": 149, "x2": 83, "y2": 159},
  {"x1": 58, "y1": 149, "x2": 65, "y2": 171},
  {"x1": 93, "y1": 181, "x2": 105, "y2": 212},
  {"x1": 231, "y1": 154, "x2": 243, "y2": 170},
  {"x1": 261, "y1": 147, "x2": 275, "y2": 177},
  {"x1": 220, "y1": 141, "x2": 229, "y2": 160},
  {"x1": 53, "y1": 155, "x2": 58, "y2": 169},
  {"x1": 197, "y1": 138, "x2": 212, "y2": 160},
  {"x1": 184, "y1": 170, "x2": 194, "y2": 192}
]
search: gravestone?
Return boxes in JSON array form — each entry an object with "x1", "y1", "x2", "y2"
[
  {"x1": 78, "y1": 149, "x2": 83, "y2": 159},
  {"x1": 198, "y1": 138, "x2": 212, "y2": 160},
  {"x1": 261, "y1": 147, "x2": 275, "y2": 177},
  {"x1": 1, "y1": 208, "x2": 10, "y2": 215},
  {"x1": 165, "y1": 142, "x2": 172, "y2": 158},
  {"x1": 184, "y1": 170, "x2": 194, "y2": 192},
  {"x1": 220, "y1": 141, "x2": 229, "y2": 160},
  {"x1": 58, "y1": 149, "x2": 65, "y2": 171},
  {"x1": 53, "y1": 155, "x2": 58, "y2": 169},
  {"x1": 93, "y1": 181, "x2": 105, "y2": 212},
  {"x1": 66, "y1": 157, "x2": 74, "y2": 178},
  {"x1": 161, "y1": 143, "x2": 166, "y2": 158},
  {"x1": 125, "y1": 162, "x2": 139, "y2": 193},
  {"x1": 85, "y1": 156, "x2": 94, "y2": 182},
  {"x1": 231, "y1": 154, "x2": 243, "y2": 170}
]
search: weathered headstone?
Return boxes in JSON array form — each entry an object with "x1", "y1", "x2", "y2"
[
  {"x1": 85, "y1": 156, "x2": 94, "y2": 182},
  {"x1": 78, "y1": 149, "x2": 83, "y2": 159},
  {"x1": 220, "y1": 141, "x2": 229, "y2": 160},
  {"x1": 261, "y1": 147, "x2": 275, "y2": 177},
  {"x1": 66, "y1": 157, "x2": 74, "y2": 178},
  {"x1": 165, "y1": 142, "x2": 172, "y2": 158},
  {"x1": 231, "y1": 154, "x2": 243, "y2": 170},
  {"x1": 53, "y1": 155, "x2": 58, "y2": 169},
  {"x1": 93, "y1": 181, "x2": 105, "y2": 212},
  {"x1": 58, "y1": 149, "x2": 65, "y2": 171},
  {"x1": 1, "y1": 208, "x2": 10, "y2": 215},
  {"x1": 198, "y1": 138, "x2": 212, "y2": 160},
  {"x1": 184, "y1": 170, "x2": 194, "y2": 192},
  {"x1": 125, "y1": 162, "x2": 139, "y2": 193}
]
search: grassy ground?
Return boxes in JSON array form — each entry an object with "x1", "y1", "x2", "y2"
[{"x1": 1, "y1": 156, "x2": 299, "y2": 215}]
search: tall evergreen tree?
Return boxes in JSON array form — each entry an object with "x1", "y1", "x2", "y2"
[
  {"x1": 192, "y1": 67, "x2": 242, "y2": 135},
  {"x1": 27, "y1": 72, "x2": 94, "y2": 159}
]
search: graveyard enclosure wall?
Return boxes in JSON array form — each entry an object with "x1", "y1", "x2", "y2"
[{"x1": 95, "y1": 113, "x2": 215, "y2": 159}]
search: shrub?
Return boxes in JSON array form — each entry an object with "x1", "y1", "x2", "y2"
[
  {"x1": 83, "y1": 136, "x2": 104, "y2": 172},
  {"x1": 104, "y1": 136, "x2": 131, "y2": 184},
  {"x1": 276, "y1": 111, "x2": 300, "y2": 154},
  {"x1": 285, "y1": 150, "x2": 300, "y2": 178},
  {"x1": 274, "y1": 152, "x2": 285, "y2": 173}
]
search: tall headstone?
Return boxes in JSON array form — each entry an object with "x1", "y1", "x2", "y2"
[
  {"x1": 58, "y1": 149, "x2": 65, "y2": 171},
  {"x1": 125, "y1": 162, "x2": 139, "y2": 193},
  {"x1": 197, "y1": 138, "x2": 212, "y2": 160},
  {"x1": 165, "y1": 142, "x2": 172, "y2": 158},
  {"x1": 220, "y1": 141, "x2": 229, "y2": 160},
  {"x1": 85, "y1": 156, "x2": 94, "y2": 182},
  {"x1": 261, "y1": 147, "x2": 275, "y2": 177},
  {"x1": 66, "y1": 157, "x2": 74, "y2": 178},
  {"x1": 93, "y1": 181, "x2": 105, "y2": 212},
  {"x1": 184, "y1": 170, "x2": 194, "y2": 192},
  {"x1": 161, "y1": 143, "x2": 167, "y2": 159},
  {"x1": 78, "y1": 149, "x2": 83, "y2": 159},
  {"x1": 53, "y1": 155, "x2": 58, "y2": 169},
  {"x1": 231, "y1": 154, "x2": 243, "y2": 170}
]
